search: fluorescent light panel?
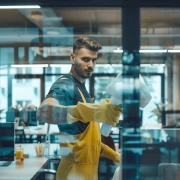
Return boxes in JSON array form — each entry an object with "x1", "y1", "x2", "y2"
[
  {"x1": 113, "y1": 49, "x2": 180, "y2": 53},
  {"x1": 96, "y1": 64, "x2": 165, "y2": 67},
  {"x1": 11, "y1": 64, "x2": 48, "y2": 68},
  {"x1": 139, "y1": 49, "x2": 167, "y2": 53},
  {"x1": 50, "y1": 64, "x2": 71, "y2": 68},
  {"x1": 168, "y1": 50, "x2": 180, "y2": 53},
  {"x1": 0, "y1": 5, "x2": 40, "y2": 9}
]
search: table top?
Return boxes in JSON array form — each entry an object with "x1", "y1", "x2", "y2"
[
  {"x1": 0, "y1": 156, "x2": 48, "y2": 180},
  {"x1": 0, "y1": 144, "x2": 59, "y2": 180}
]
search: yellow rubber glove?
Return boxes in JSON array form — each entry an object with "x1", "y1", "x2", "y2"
[
  {"x1": 67, "y1": 99, "x2": 122, "y2": 126},
  {"x1": 101, "y1": 145, "x2": 120, "y2": 165}
]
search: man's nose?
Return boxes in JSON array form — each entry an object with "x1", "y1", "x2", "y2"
[{"x1": 87, "y1": 60, "x2": 94, "y2": 67}]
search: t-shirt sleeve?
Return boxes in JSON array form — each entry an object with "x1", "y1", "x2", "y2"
[{"x1": 46, "y1": 78, "x2": 75, "y2": 106}]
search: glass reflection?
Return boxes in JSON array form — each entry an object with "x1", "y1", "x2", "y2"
[{"x1": 121, "y1": 128, "x2": 180, "y2": 180}]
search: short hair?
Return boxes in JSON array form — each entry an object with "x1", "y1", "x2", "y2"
[{"x1": 73, "y1": 36, "x2": 102, "y2": 54}]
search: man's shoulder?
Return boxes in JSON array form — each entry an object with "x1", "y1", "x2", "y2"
[
  {"x1": 55, "y1": 74, "x2": 73, "y2": 85},
  {"x1": 50, "y1": 74, "x2": 76, "y2": 93}
]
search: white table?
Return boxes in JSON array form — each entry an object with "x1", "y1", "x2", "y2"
[{"x1": 0, "y1": 144, "x2": 60, "y2": 180}]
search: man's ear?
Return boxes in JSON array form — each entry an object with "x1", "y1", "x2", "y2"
[{"x1": 70, "y1": 53, "x2": 75, "y2": 64}]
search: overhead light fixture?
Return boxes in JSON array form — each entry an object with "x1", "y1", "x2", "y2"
[
  {"x1": 139, "y1": 49, "x2": 167, "y2": 53},
  {"x1": 0, "y1": 5, "x2": 40, "y2": 9},
  {"x1": 11, "y1": 64, "x2": 48, "y2": 68},
  {"x1": 168, "y1": 50, "x2": 180, "y2": 53},
  {"x1": 140, "y1": 64, "x2": 165, "y2": 67},
  {"x1": 96, "y1": 64, "x2": 165, "y2": 67},
  {"x1": 50, "y1": 64, "x2": 71, "y2": 68},
  {"x1": 113, "y1": 48, "x2": 168, "y2": 54}
]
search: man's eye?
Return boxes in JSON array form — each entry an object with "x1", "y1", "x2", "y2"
[{"x1": 82, "y1": 58, "x2": 90, "y2": 62}]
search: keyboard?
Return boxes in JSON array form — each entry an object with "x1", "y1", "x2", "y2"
[{"x1": 0, "y1": 161, "x2": 12, "y2": 166}]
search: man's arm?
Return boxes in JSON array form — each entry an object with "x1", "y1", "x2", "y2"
[
  {"x1": 37, "y1": 98, "x2": 122, "y2": 126},
  {"x1": 36, "y1": 97, "x2": 68, "y2": 124}
]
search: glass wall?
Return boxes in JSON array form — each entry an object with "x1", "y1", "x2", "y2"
[
  {"x1": 140, "y1": 8, "x2": 180, "y2": 127},
  {"x1": 121, "y1": 8, "x2": 180, "y2": 180},
  {"x1": 0, "y1": 7, "x2": 122, "y2": 123},
  {"x1": 1, "y1": 4, "x2": 180, "y2": 180}
]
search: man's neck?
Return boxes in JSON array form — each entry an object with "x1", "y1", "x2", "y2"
[{"x1": 69, "y1": 71, "x2": 85, "y2": 84}]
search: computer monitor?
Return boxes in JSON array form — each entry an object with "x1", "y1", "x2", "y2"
[
  {"x1": 28, "y1": 110, "x2": 38, "y2": 126},
  {"x1": 0, "y1": 122, "x2": 15, "y2": 163}
]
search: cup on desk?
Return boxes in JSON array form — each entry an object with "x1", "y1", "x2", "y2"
[
  {"x1": 34, "y1": 143, "x2": 44, "y2": 157},
  {"x1": 16, "y1": 145, "x2": 24, "y2": 161}
]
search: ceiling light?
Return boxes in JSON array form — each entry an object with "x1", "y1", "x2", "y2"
[
  {"x1": 96, "y1": 64, "x2": 165, "y2": 67},
  {"x1": 140, "y1": 64, "x2": 165, "y2": 67},
  {"x1": 139, "y1": 49, "x2": 167, "y2": 53},
  {"x1": 50, "y1": 64, "x2": 71, "y2": 68},
  {"x1": 11, "y1": 64, "x2": 48, "y2": 68},
  {"x1": 0, "y1": 5, "x2": 40, "y2": 9},
  {"x1": 168, "y1": 50, "x2": 180, "y2": 53}
]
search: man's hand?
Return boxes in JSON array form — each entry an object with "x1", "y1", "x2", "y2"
[{"x1": 67, "y1": 99, "x2": 122, "y2": 126}]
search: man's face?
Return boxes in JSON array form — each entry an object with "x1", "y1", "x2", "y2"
[{"x1": 71, "y1": 48, "x2": 98, "y2": 79}]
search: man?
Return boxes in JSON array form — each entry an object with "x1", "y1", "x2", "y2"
[{"x1": 37, "y1": 36, "x2": 122, "y2": 180}]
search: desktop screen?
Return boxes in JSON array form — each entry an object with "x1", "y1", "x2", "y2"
[{"x1": 0, "y1": 122, "x2": 15, "y2": 161}]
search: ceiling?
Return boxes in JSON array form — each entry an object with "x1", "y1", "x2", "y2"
[{"x1": 0, "y1": 7, "x2": 180, "y2": 64}]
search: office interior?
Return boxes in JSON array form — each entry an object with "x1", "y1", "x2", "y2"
[{"x1": 1, "y1": 0, "x2": 180, "y2": 179}]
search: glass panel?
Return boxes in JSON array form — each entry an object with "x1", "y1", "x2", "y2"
[
  {"x1": 0, "y1": 76, "x2": 8, "y2": 121},
  {"x1": 10, "y1": 67, "x2": 43, "y2": 75},
  {"x1": 12, "y1": 78, "x2": 40, "y2": 107},
  {"x1": 18, "y1": 47, "x2": 25, "y2": 64},
  {"x1": 142, "y1": 75, "x2": 162, "y2": 126},
  {"x1": 0, "y1": 48, "x2": 14, "y2": 65},
  {"x1": 121, "y1": 128, "x2": 180, "y2": 180},
  {"x1": 140, "y1": 8, "x2": 180, "y2": 127},
  {"x1": 94, "y1": 76, "x2": 116, "y2": 103},
  {"x1": 0, "y1": 6, "x2": 122, "y2": 179}
]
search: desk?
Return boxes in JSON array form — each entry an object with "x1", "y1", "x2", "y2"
[
  {"x1": 0, "y1": 144, "x2": 60, "y2": 180},
  {"x1": 17, "y1": 124, "x2": 59, "y2": 135},
  {"x1": 15, "y1": 124, "x2": 60, "y2": 143},
  {"x1": 0, "y1": 157, "x2": 48, "y2": 180}
]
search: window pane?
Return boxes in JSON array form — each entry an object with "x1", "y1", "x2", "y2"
[
  {"x1": 140, "y1": 8, "x2": 180, "y2": 127},
  {"x1": 12, "y1": 78, "x2": 40, "y2": 107}
]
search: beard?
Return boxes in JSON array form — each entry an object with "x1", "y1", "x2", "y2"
[{"x1": 74, "y1": 65, "x2": 93, "y2": 79}]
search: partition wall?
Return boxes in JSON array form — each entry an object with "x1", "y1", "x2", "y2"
[{"x1": 0, "y1": 1, "x2": 180, "y2": 179}]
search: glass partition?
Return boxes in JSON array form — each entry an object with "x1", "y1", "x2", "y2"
[
  {"x1": 140, "y1": 8, "x2": 180, "y2": 127},
  {"x1": 1, "y1": 3, "x2": 180, "y2": 180},
  {"x1": 0, "y1": 7, "x2": 122, "y2": 123},
  {"x1": 121, "y1": 127, "x2": 180, "y2": 179}
]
